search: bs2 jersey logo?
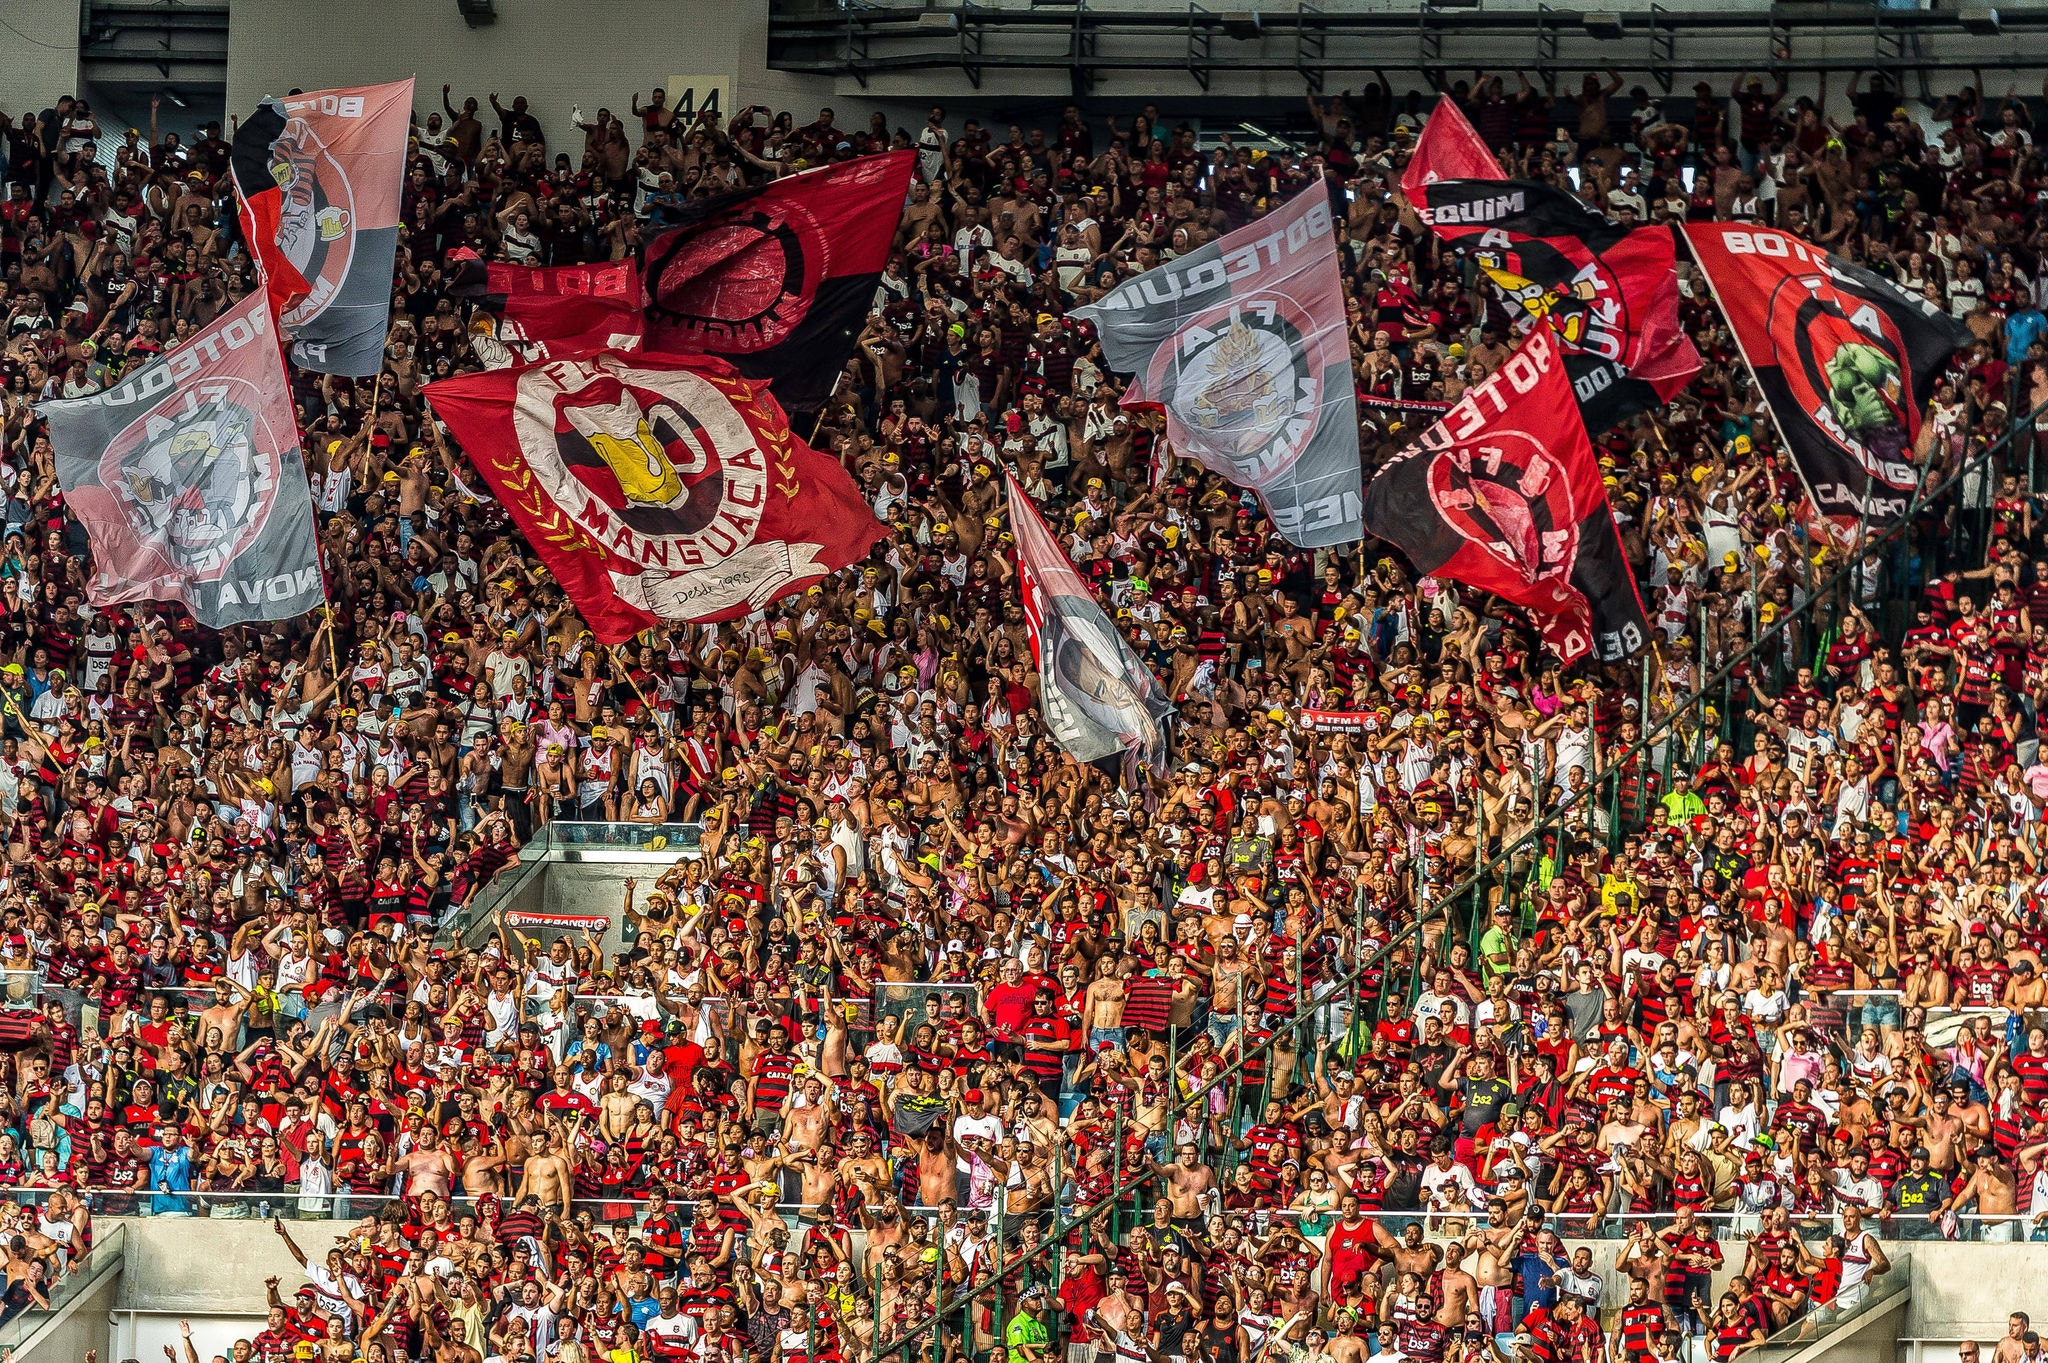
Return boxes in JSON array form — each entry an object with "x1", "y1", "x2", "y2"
[
  {"x1": 644, "y1": 202, "x2": 825, "y2": 353},
  {"x1": 1149, "y1": 296, "x2": 1336, "y2": 485},
  {"x1": 266, "y1": 115, "x2": 357, "y2": 326}
]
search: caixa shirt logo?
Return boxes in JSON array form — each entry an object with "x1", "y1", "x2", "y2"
[
  {"x1": 1151, "y1": 295, "x2": 1330, "y2": 483},
  {"x1": 268, "y1": 116, "x2": 357, "y2": 327},
  {"x1": 100, "y1": 377, "x2": 288, "y2": 581}
]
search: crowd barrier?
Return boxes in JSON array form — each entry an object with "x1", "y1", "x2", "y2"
[{"x1": 861, "y1": 398, "x2": 2048, "y2": 1363}]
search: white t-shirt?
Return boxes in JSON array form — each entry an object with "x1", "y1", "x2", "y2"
[
  {"x1": 1419, "y1": 1160, "x2": 1477, "y2": 1208},
  {"x1": 954, "y1": 1112, "x2": 1004, "y2": 1144},
  {"x1": 645, "y1": 1310, "x2": 701, "y2": 1355}
]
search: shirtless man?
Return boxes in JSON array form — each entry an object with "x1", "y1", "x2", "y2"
[
  {"x1": 1465, "y1": 1200, "x2": 1521, "y2": 1336},
  {"x1": 1084, "y1": 963, "x2": 1129, "y2": 1051},
  {"x1": 1372, "y1": 1219, "x2": 1442, "y2": 1293},
  {"x1": 916, "y1": 1126, "x2": 958, "y2": 1209},
  {"x1": 783, "y1": 1075, "x2": 835, "y2": 1154},
  {"x1": 1154, "y1": 1141, "x2": 1219, "y2": 1223},
  {"x1": 1436, "y1": 1241, "x2": 1479, "y2": 1330},
  {"x1": 1993, "y1": 1313, "x2": 2033, "y2": 1363},
  {"x1": 395, "y1": 1126, "x2": 457, "y2": 1200},
  {"x1": 1616, "y1": 1218, "x2": 1673, "y2": 1303},
  {"x1": 1326, "y1": 1310, "x2": 1370, "y2": 1363},
  {"x1": 514, "y1": 1125, "x2": 575, "y2": 1217},
  {"x1": 198, "y1": 979, "x2": 254, "y2": 1050},
  {"x1": 795, "y1": 1143, "x2": 842, "y2": 1217},
  {"x1": 458, "y1": 1133, "x2": 509, "y2": 1198},
  {"x1": 1941, "y1": 1147, "x2": 2021, "y2": 1242},
  {"x1": 420, "y1": 1311, "x2": 484, "y2": 1363},
  {"x1": 861, "y1": 1191, "x2": 909, "y2": 1256},
  {"x1": 840, "y1": 1130, "x2": 890, "y2": 1206},
  {"x1": 1922, "y1": 1089, "x2": 1967, "y2": 1176}
]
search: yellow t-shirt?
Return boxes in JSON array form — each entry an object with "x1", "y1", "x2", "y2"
[{"x1": 1598, "y1": 874, "x2": 1644, "y2": 914}]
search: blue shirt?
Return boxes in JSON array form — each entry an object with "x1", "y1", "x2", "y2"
[
  {"x1": 148, "y1": 1143, "x2": 192, "y2": 1214},
  {"x1": 1515, "y1": 1249, "x2": 1560, "y2": 1311},
  {"x1": 2007, "y1": 309, "x2": 2046, "y2": 365}
]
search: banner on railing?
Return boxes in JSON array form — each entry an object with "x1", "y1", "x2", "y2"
[
  {"x1": 1296, "y1": 708, "x2": 1380, "y2": 732},
  {"x1": 506, "y1": 911, "x2": 612, "y2": 930},
  {"x1": 1360, "y1": 395, "x2": 1454, "y2": 414}
]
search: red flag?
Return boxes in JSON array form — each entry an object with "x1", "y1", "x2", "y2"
[
  {"x1": 1400, "y1": 97, "x2": 1699, "y2": 434},
  {"x1": 1683, "y1": 222, "x2": 1972, "y2": 538},
  {"x1": 473, "y1": 261, "x2": 645, "y2": 368},
  {"x1": 641, "y1": 150, "x2": 914, "y2": 410},
  {"x1": 230, "y1": 97, "x2": 311, "y2": 328},
  {"x1": 424, "y1": 351, "x2": 883, "y2": 643},
  {"x1": 1362, "y1": 325, "x2": 1648, "y2": 664},
  {"x1": 229, "y1": 80, "x2": 412, "y2": 376},
  {"x1": 1400, "y1": 95, "x2": 1501, "y2": 201}
]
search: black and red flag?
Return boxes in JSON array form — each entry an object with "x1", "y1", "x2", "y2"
[
  {"x1": 469, "y1": 260, "x2": 645, "y2": 369},
  {"x1": 1402, "y1": 101, "x2": 1699, "y2": 433},
  {"x1": 641, "y1": 149, "x2": 915, "y2": 411},
  {"x1": 1684, "y1": 222, "x2": 1971, "y2": 540},
  {"x1": 1363, "y1": 325, "x2": 1648, "y2": 664},
  {"x1": 229, "y1": 80, "x2": 412, "y2": 377}
]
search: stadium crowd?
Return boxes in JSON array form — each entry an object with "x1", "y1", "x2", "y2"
[{"x1": 0, "y1": 60, "x2": 2042, "y2": 1363}]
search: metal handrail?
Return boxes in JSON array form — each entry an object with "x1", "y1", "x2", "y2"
[{"x1": 864, "y1": 402, "x2": 2046, "y2": 1363}]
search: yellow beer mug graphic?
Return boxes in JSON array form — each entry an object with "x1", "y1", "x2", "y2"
[
  {"x1": 315, "y1": 206, "x2": 351, "y2": 241},
  {"x1": 564, "y1": 395, "x2": 686, "y2": 507}
]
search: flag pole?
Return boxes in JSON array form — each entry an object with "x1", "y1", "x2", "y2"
[
  {"x1": 808, "y1": 369, "x2": 847, "y2": 447},
  {"x1": 610, "y1": 643, "x2": 666, "y2": 732}
]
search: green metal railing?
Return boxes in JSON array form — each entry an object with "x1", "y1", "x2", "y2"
[{"x1": 862, "y1": 398, "x2": 2045, "y2": 1363}]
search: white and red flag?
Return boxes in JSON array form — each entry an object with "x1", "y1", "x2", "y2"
[{"x1": 425, "y1": 350, "x2": 883, "y2": 642}]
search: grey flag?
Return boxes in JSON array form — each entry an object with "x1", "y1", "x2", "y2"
[
  {"x1": 1075, "y1": 186, "x2": 1364, "y2": 548},
  {"x1": 39, "y1": 291, "x2": 324, "y2": 629}
]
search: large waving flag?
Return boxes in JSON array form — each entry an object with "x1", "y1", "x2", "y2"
[
  {"x1": 1364, "y1": 325, "x2": 1647, "y2": 664},
  {"x1": 1684, "y1": 223, "x2": 1971, "y2": 541},
  {"x1": 641, "y1": 150, "x2": 915, "y2": 411},
  {"x1": 471, "y1": 260, "x2": 645, "y2": 370},
  {"x1": 39, "y1": 291, "x2": 323, "y2": 629},
  {"x1": 424, "y1": 350, "x2": 884, "y2": 642},
  {"x1": 1402, "y1": 100, "x2": 1699, "y2": 434},
  {"x1": 1072, "y1": 186, "x2": 1363, "y2": 549},
  {"x1": 1006, "y1": 473, "x2": 1174, "y2": 769},
  {"x1": 231, "y1": 79, "x2": 412, "y2": 376}
]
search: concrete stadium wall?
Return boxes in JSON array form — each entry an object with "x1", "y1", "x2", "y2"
[
  {"x1": 53, "y1": 1218, "x2": 2043, "y2": 1362},
  {"x1": 96, "y1": 1216, "x2": 357, "y2": 1363},
  {"x1": 0, "y1": 0, "x2": 83, "y2": 114},
  {"x1": 225, "y1": 0, "x2": 829, "y2": 159}
]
